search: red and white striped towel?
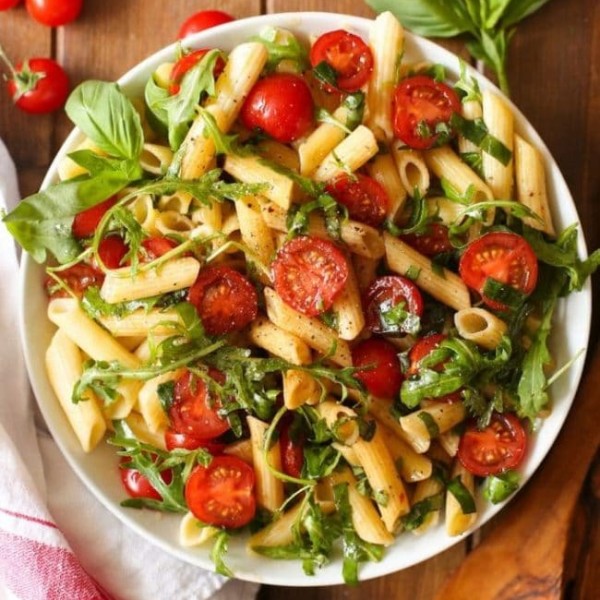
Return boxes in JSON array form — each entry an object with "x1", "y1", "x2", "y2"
[{"x1": 0, "y1": 139, "x2": 258, "y2": 600}]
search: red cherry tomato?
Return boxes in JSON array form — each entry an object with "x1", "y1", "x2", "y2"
[
  {"x1": 0, "y1": 0, "x2": 21, "y2": 10},
  {"x1": 98, "y1": 235, "x2": 128, "y2": 269},
  {"x1": 272, "y1": 236, "x2": 349, "y2": 317},
  {"x1": 310, "y1": 30, "x2": 373, "y2": 92},
  {"x1": 279, "y1": 414, "x2": 304, "y2": 479},
  {"x1": 44, "y1": 263, "x2": 104, "y2": 299},
  {"x1": 188, "y1": 266, "x2": 258, "y2": 336},
  {"x1": 178, "y1": 10, "x2": 234, "y2": 39},
  {"x1": 141, "y1": 236, "x2": 178, "y2": 260},
  {"x1": 240, "y1": 73, "x2": 314, "y2": 143},
  {"x1": 408, "y1": 333, "x2": 462, "y2": 403},
  {"x1": 352, "y1": 337, "x2": 403, "y2": 399},
  {"x1": 164, "y1": 429, "x2": 225, "y2": 454},
  {"x1": 168, "y1": 49, "x2": 225, "y2": 95},
  {"x1": 185, "y1": 455, "x2": 256, "y2": 528},
  {"x1": 402, "y1": 223, "x2": 453, "y2": 256},
  {"x1": 364, "y1": 275, "x2": 424, "y2": 335},
  {"x1": 459, "y1": 231, "x2": 538, "y2": 310},
  {"x1": 120, "y1": 459, "x2": 173, "y2": 502},
  {"x1": 6, "y1": 57, "x2": 69, "y2": 114},
  {"x1": 458, "y1": 413, "x2": 527, "y2": 476},
  {"x1": 326, "y1": 173, "x2": 389, "y2": 227},
  {"x1": 71, "y1": 197, "x2": 117, "y2": 238},
  {"x1": 169, "y1": 369, "x2": 230, "y2": 439},
  {"x1": 25, "y1": 0, "x2": 82, "y2": 26},
  {"x1": 393, "y1": 76, "x2": 460, "y2": 150}
]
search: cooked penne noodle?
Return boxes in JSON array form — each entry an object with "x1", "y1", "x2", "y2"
[
  {"x1": 367, "y1": 396, "x2": 412, "y2": 445},
  {"x1": 223, "y1": 439, "x2": 254, "y2": 465},
  {"x1": 255, "y1": 139, "x2": 300, "y2": 172},
  {"x1": 438, "y1": 429, "x2": 461, "y2": 458},
  {"x1": 127, "y1": 194, "x2": 159, "y2": 235},
  {"x1": 446, "y1": 461, "x2": 477, "y2": 536},
  {"x1": 410, "y1": 476, "x2": 443, "y2": 536},
  {"x1": 457, "y1": 99, "x2": 483, "y2": 155},
  {"x1": 366, "y1": 153, "x2": 408, "y2": 223},
  {"x1": 158, "y1": 191, "x2": 193, "y2": 214},
  {"x1": 124, "y1": 412, "x2": 167, "y2": 450},
  {"x1": 378, "y1": 424, "x2": 432, "y2": 482},
  {"x1": 331, "y1": 263, "x2": 365, "y2": 341},
  {"x1": 248, "y1": 316, "x2": 311, "y2": 365},
  {"x1": 154, "y1": 211, "x2": 194, "y2": 236},
  {"x1": 139, "y1": 143, "x2": 173, "y2": 175},
  {"x1": 179, "y1": 512, "x2": 218, "y2": 547},
  {"x1": 283, "y1": 369, "x2": 322, "y2": 409},
  {"x1": 316, "y1": 400, "x2": 360, "y2": 446},
  {"x1": 454, "y1": 307, "x2": 508, "y2": 350},
  {"x1": 248, "y1": 501, "x2": 304, "y2": 549},
  {"x1": 352, "y1": 254, "x2": 379, "y2": 292},
  {"x1": 98, "y1": 308, "x2": 182, "y2": 338},
  {"x1": 391, "y1": 145, "x2": 430, "y2": 198},
  {"x1": 136, "y1": 370, "x2": 181, "y2": 433}
]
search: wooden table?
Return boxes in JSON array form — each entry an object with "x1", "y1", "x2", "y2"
[{"x1": 1, "y1": 1, "x2": 598, "y2": 599}]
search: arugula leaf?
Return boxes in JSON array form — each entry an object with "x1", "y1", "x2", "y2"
[
  {"x1": 210, "y1": 531, "x2": 234, "y2": 577},
  {"x1": 197, "y1": 106, "x2": 240, "y2": 155},
  {"x1": 303, "y1": 445, "x2": 341, "y2": 480},
  {"x1": 286, "y1": 192, "x2": 347, "y2": 241},
  {"x1": 252, "y1": 26, "x2": 308, "y2": 71},
  {"x1": 65, "y1": 81, "x2": 144, "y2": 161},
  {"x1": 455, "y1": 60, "x2": 482, "y2": 103}
]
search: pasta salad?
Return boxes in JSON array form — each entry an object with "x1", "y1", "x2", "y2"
[{"x1": 4, "y1": 11, "x2": 599, "y2": 584}]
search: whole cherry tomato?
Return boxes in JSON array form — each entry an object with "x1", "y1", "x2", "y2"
[
  {"x1": 6, "y1": 57, "x2": 69, "y2": 114},
  {"x1": 0, "y1": 0, "x2": 21, "y2": 10},
  {"x1": 352, "y1": 337, "x2": 403, "y2": 399},
  {"x1": 178, "y1": 10, "x2": 234, "y2": 39},
  {"x1": 71, "y1": 196, "x2": 117, "y2": 238},
  {"x1": 120, "y1": 458, "x2": 173, "y2": 502},
  {"x1": 402, "y1": 223, "x2": 453, "y2": 256},
  {"x1": 97, "y1": 235, "x2": 128, "y2": 269},
  {"x1": 25, "y1": 0, "x2": 82, "y2": 27},
  {"x1": 44, "y1": 263, "x2": 104, "y2": 299}
]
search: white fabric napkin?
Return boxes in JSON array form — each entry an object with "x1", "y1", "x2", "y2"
[{"x1": 0, "y1": 138, "x2": 259, "y2": 600}]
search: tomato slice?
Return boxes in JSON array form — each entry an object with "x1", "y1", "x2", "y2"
[
  {"x1": 364, "y1": 275, "x2": 424, "y2": 335},
  {"x1": 185, "y1": 455, "x2": 256, "y2": 528},
  {"x1": 142, "y1": 236, "x2": 179, "y2": 260},
  {"x1": 164, "y1": 429, "x2": 225, "y2": 454},
  {"x1": 169, "y1": 369, "x2": 230, "y2": 439},
  {"x1": 168, "y1": 49, "x2": 225, "y2": 95},
  {"x1": 119, "y1": 458, "x2": 173, "y2": 502},
  {"x1": 98, "y1": 235, "x2": 129, "y2": 269},
  {"x1": 44, "y1": 263, "x2": 104, "y2": 299},
  {"x1": 72, "y1": 196, "x2": 117, "y2": 238},
  {"x1": 188, "y1": 266, "x2": 258, "y2": 335},
  {"x1": 458, "y1": 413, "x2": 527, "y2": 476},
  {"x1": 352, "y1": 337, "x2": 403, "y2": 399},
  {"x1": 402, "y1": 223, "x2": 453, "y2": 256},
  {"x1": 326, "y1": 173, "x2": 389, "y2": 227},
  {"x1": 393, "y1": 76, "x2": 460, "y2": 150},
  {"x1": 408, "y1": 334, "x2": 462, "y2": 403},
  {"x1": 240, "y1": 73, "x2": 314, "y2": 143},
  {"x1": 272, "y1": 236, "x2": 348, "y2": 317},
  {"x1": 310, "y1": 30, "x2": 373, "y2": 92},
  {"x1": 459, "y1": 231, "x2": 538, "y2": 310},
  {"x1": 279, "y1": 413, "x2": 304, "y2": 479}
]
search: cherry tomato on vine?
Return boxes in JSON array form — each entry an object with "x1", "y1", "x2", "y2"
[
  {"x1": 310, "y1": 29, "x2": 373, "y2": 92},
  {"x1": 402, "y1": 223, "x2": 453, "y2": 256},
  {"x1": 352, "y1": 337, "x2": 403, "y2": 399},
  {"x1": 458, "y1": 413, "x2": 527, "y2": 476},
  {"x1": 164, "y1": 429, "x2": 225, "y2": 454},
  {"x1": 185, "y1": 455, "x2": 256, "y2": 528},
  {"x1": 25, "y1": 0, "x2": 82, "y2": 27},
  {"x1": 98, "y1": 235, "x2": 128, "y2": 269},
  {"x1": 272, "y1": 236, "x2": 348, "y2": 317},
  {"x1": 0, "y1": 0, "x2": 21, "y2": 10},
  {"x1": 458, "y1": 231, "x2": 538, "y2": 310},
  {"x1": 393, "y1": 75, "x2": 460, "y2": 150},
  {"x1": 167, "y1": 49, "x2": 225, "y2": 95},
  {"x1": 240, "y1": 73, "x2": 314, "y2": 143},
  {"x1": 6, "y1": 57, "x2": 69, "y2": 114},
  {"x1": 363, "y1": 275, "x2": 424, "y2": 335},
  {"x1": 188, "y1": 266, "x2": 258, "y2": 336},
  {"x1": 178, "y1": 10, "x2": 234, "y2": 39},
  {"x1": 326, "y1": 173, "x2": 389, "y2": 228},
  {"x1": 120, "y1": 458, "x2": 173, "y2": 502},
  {"x1": 71, "y1": 197, "x2": 117, "y2": 238},
  {"x1": 44, "y1": 264, "x2": 104, "y2": 299},
  {"x1": 169, "y1": 369, "x2": 230, "y2": 440}
]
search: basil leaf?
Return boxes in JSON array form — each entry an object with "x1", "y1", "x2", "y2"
[
  {"x1": 144, "y1": 73, "x2": 170, "y2": 135},
  {"x1": 418, "y1": 411, "x2": 440, "y2": 438},
  {"x1": 483, "y1": 470, "x2": 520, "y2": 503},
  {"x1": 157, "y1": 380, "x2": 175, "y2": 413},
  {"x1": 447, "y1": 475, "x2": 477, "y2": 514},
  {"x1": 313, "y1": 61, "x2": 339, "y2": 88},
  {"x1": 482, "y1": 277, "x2": 527, "y2": 309},
  {"x1": 401, "y1": 492, "x2": 444, "y2": 530},
  {"x1": 65, "y1": 81, "x2": 143, "y2": 161},
  {"x1": 450, "y1": 113, "x2": 512, "y2": 166}
]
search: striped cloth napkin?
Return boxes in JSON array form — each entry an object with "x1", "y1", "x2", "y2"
[{"x1": 0, "y1": 138, "x2": 258, "y2": 600}]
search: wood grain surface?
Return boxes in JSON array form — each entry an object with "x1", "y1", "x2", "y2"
[{"x1": 0, "y1": 1, "x2": 598, "y2": 598}]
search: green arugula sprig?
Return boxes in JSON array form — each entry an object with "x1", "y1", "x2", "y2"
[
  {"x1": 366, "y1": 0, "x2": 553, "y2": 94},
  {"x1": 252, "y1": 26, "x2": 309, "y2": 72}
]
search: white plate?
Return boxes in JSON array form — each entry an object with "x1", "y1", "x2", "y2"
[{"x1": 18, "y1": 11, "x2": 591, "y2": 586}]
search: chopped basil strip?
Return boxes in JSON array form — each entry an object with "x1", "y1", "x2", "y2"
[
  {"x1": 482, "y1": 277, "x2": 527, "y2": 309},
  {"x1": 156, "y1": 380, "x2": 175, "y2": 412},
  {"x1": 447, "y1": 475, "x2": 477, "y2": 514},
  {"x1": 450, "y1": 113, "x2": 512, "y2": 166},
  {"x1": 483, "y1": 470, "x2": 520, "y2": 504},
  {"x1": 417, "y1": 411, "x2": 440, "y2": 438},
  {"x1": 405, "y1": 265, "x2": 421, "y2": 281},
  {"x1": 313, "y1": 61, "x2": 338, "y2": 88},
  {"x1": 401, "y1": 492, "x2": 444, "y2": 530}
]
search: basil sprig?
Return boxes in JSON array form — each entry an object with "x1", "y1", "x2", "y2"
[{"x1": 366, "y1": 0, "x2": 554, "y2": 94}]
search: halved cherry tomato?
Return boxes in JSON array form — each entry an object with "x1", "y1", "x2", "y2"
[
  {"x1": 364, "y1": 275, "x2": 424, "y2": 335},
  {"x1": 169, "y1": 369, "x2": 230, "y2": 439},
  {"x1": 188, "y1": 266, "x2": 258, "y2": 335},
  {"x1": 326, "y1": 173, "x2": 389, "y2": 227},
  {"x1": 393, "y1": 76, "x2": 460, "y2": 150},
  {"x1": 167, "y1": 49, "x2": 225, "y2": 95},
  {"x1": 178, "y1": 10, "x2": 234, "y2": 39},
  {"x1": 310, "y1": 30, "x2": 373, "y2": 92},
  {"x1": 185, "y1": 455, "x2": 256, "y2": 528},
  {"x1": 352, "y1": 337, "x2": 403, "y2": 399},
  {"x1": 141, "y1": 236, "x2": 178, "y2": 260},
  {"x1": 98, "y1": 235, "x2": 128, "y2": 269},
  {"x1": 459, "y1": 231, "x2": 538, "y2": 310},
  {"x1": 44, "y1": 263, "x2": 104, "y2": 299},
  {"x1": 240, "y1": 73, "x2": 314, "y2": 143},
  {"x1": 120, "y1": 458, "x2": 173, "y2": 501},
  {"x1": 25, "y1": 0, "x2": 82, "y2": 27},
  {"x1": 407, "y1": 333, "x2": 462, "y2": 403},
  {"x1": 72, "y1": 196, "x2": 117, "y2": 238},
  {"x1": 279, "y1": 413, "x2": 304, "y2": 479},
  {"x1": 164, "y1": 429, "x2": 225, "y2": 454},
  {"x1": 458, "y1": 413, "x2": 527, "y2": 476},
  {"x1": 6, "y1": 57, "x2": 69, "y2": 114},
  {"x1": 272, "y1": 236, "x2": 348, "y2": 317},
  {"x1": 402, "y1": 223, "x2": 453, "y2": 256}
]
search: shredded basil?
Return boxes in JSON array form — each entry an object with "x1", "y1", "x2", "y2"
[
  {"x1": 482, "y1": 277, "x2": 528, "y2": 309},
  {"x1": 401, "y1": 492, "x2": 444, "y2": 530},
  {"x1": 483, "y1": 470, "x2": 520, "y2": 504},
  {"x1": 417, "y1": 411, "x2": 440, "y2": 438},
  {"x1": 447, "y1": 475, "x2": 476, "y2": 514},
  {"x1": 450, "y1": 113, "x2": 512, "y2": 166}
]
